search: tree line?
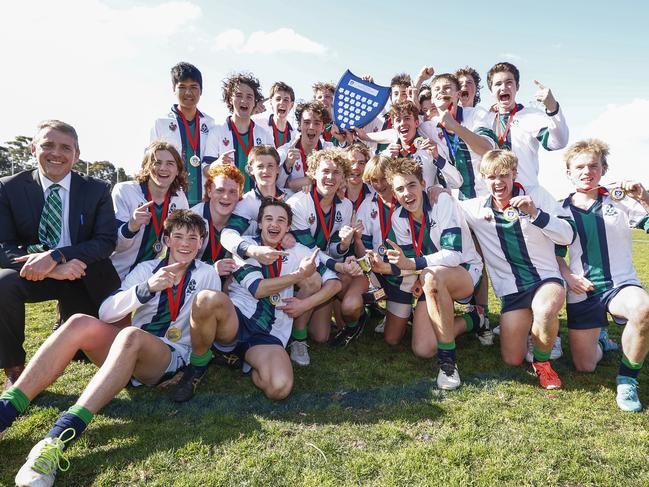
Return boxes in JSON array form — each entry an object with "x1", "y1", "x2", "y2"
[{"x1": 1, "y1": 136, "x2": 131, "y2": 187}]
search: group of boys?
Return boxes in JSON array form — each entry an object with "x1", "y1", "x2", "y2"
[{"x1": 1, "y1": 59, "x2": 648, "y2": 487}]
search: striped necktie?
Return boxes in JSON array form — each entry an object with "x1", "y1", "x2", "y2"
[{"x1": 38, "y1": 183, "x2": 63, "y2": 249}]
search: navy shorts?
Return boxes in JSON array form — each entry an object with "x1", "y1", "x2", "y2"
[
  {"x1": 500, "y1": 278, "x2": 564, "y2": 314},
  {"x1": 566, "y1": 284, "x2": 640, "y2": 330}
]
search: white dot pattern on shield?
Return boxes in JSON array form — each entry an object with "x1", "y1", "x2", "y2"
[{"x1": 334, "y1": 77, "x2": 386, "y2": 129}]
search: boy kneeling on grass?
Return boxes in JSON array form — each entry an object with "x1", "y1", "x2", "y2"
[
  {"x1": 459, "y1": 150, "x2": 575, "y2": 390},
  {"x1": 557, "y1": 139, "x2": 649, "y2": 412},
  {"x1": 1, "y1": 210, "x2": 219, "y2": 486}
]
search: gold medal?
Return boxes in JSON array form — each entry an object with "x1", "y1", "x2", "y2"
[
  {"x1": 270, "y1": 293, "x2": 281, "y2": 306},
  {"x1": 166, "y1": 326, "x2": 181, "y2": 343},
  {"x1": 610, "y1": 187, "x2": 626, "y2": 202},
  {"x1": 189, "y1": 155, "x2": 201, "y2": 167},
  {"x1": 503, "y1": 207, "x2": 520, "y2": 222},
  {"x1": 413, "y1": 137, "x2": 426, "y2": 150}
]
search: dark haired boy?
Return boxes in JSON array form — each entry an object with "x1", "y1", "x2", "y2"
[
  {"x1": 253, "y1": 81, "x2": 296, "y2": 148},
  {"x1": 172, "y1": 198, "x2": 341, "y2": 400},
  {"x1": 3, "y1": 210, "x2": 219, "y2": 485},
  {"x1": 150, "y1": 62, "x2": 218, "y2": 206},
  {"x1": 476, "y1": 62, "x2": 569, "y2": 188},
  {"x1": 210, "y1": 72, "x2": 274, "y2": 193}
]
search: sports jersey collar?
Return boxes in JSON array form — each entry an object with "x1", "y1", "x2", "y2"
[
  {"x1": 313, "y1": 188, "x2": 342, "y2": 206},
  {"x1": 498, "y1": 103, "x2": 524, "y2": 117},
  {"x1": 171, "y1": 105, "x2": 204, "y2": 120},
  {"x1": 154, "y1": 255, "x2": 198, "y2": 274},
  {"x1": 140, "y1": 181, "x2": 177, "y2": 198},
  {"x1": 483, "y1": 183, "x2": 524, "y2": 208},
  {"x1": 254, "y1": 185, "x2": 284, "y2": 200}
]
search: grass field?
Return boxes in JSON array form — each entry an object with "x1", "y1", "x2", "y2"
[{"x1": 2, "y1": 232, "x2": 649, "y2": 486}]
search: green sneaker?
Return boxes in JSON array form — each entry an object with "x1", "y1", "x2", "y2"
[
  {"x1": 15, "y1": 428, "x2": 75, "y2": 487},
  {"x1": 616, "y1": 376, "x2": 642, "y2": 412}
]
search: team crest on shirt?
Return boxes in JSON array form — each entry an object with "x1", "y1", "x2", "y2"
[
  {"x1": 308, "y1": 214, "x2": 315, "y2": 225},
  {"x1": 415, "y1": 155, "x2": 422, "y2": 164},
  {"x1": 282, "y1": 254, "x2": 289, "y2": 263},
  {"x1": 603, "y1": 204, "x2": 619, "y2": 217},
  {"x1": 201, "y1": 123, "x2": 208, "y2": 134},
  {"x1": 335, "y1": 211, "x2": 342, "y2": 223},
  {"x1": 438, "y1": 131, "x2": 444, "y2": 139},
  {"x1": 370, "y1": 208, "x2": 377, "y2": 219},
  {"x1": 223, "y1": 138, "x2": 230, "y2": 147},
  {"x1": 256, "y1": 137, "x2": 262, "y2": 145},
  {"x1": 169, "y1": 203, "x2": 177, "y2": 212},
  {"x1": 429, "y1": 219, "x2": 437, "y2": 228},
  {"x1": 187, "y1": 279, "x2": 197, "y2": 294},
  {"x1": 512, "y1": 119, "x2": 520, "y2": 126},
  {"x1": 295, "y1": 163, "x2": 302, "y2": 173},
  {"x1": 169, "y1": 121, "x2": 177, "y2": 132}
]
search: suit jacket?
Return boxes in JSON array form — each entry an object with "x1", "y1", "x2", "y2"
[{"x1": 0, "y1": 169, "x2": 120, "y2": 305}]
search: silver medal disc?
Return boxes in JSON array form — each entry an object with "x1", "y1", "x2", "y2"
[
  {"x1": 378, "y1": 245, "x2": 387, "y2": 256},
  {"x1": 190, "y1": 155, "x2": 201, "y2": 167},
  {"x1": 153, "y1": 241, "x2": 163, "y2": 253}
]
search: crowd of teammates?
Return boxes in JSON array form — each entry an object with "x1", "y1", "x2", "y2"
[{"x1": 1, "y1": 59, "x2": 649, "y2": 486}]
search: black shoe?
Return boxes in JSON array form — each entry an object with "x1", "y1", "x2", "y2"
[
  {"x1": 330, "y1": 313, "x2": 366, "y2": 348},
  {"x1": 172, "y1": 365, "x2": 208, "y2": 403},
  {"x1": 212, "y1": 349, "x2": 242, "y2": 369}
]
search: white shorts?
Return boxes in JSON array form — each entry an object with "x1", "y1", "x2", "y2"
[{"x1": 130, "y1": 342, "x2": 187, "y2": 387}]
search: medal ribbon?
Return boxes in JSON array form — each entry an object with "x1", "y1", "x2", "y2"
[
  {"x1": 502, "y1": 182, "x2": 526, "y2": 212},
  {"x1": 496, "y1": 105, "x2": 519, "y2": 147},
  {"x1": 229, "y1": 117, "x2": 254, "y2": 156},
  {"x1": 147, "y1": 189, "x2": 170, "y2": 242},
  {"x1": 347, "y1": 185, "x2": 367, "y2": 213},
  {"x1": 271, "y1": 116, "x2": 289, "y2": 147},
  {"x1": 177, "y1": 109, "x2": 200, "y2": 156},
  {"x1": 266, "y1": 245, "x2": 283, "y2": 278},
  {"x1": 441, "y1": 127, "x2": 460, "y2": 163},
  {"x1": 313, "y1": 187, "x2": 336, "y2": 244},
  {"x1": 378, "y1": 196, "x2": 395, "y2": 241},
  {"x1": 298, "y1": 139, "x2": 321, "y2": 170},
  {"x1": 407, "y1": 211, "x2": 427, "y2": 257},
  {"x1": 167, "y1": 272, "x2": 187, "y2": 322},
  {"x1": 207, "y1": 211, "x2": 223, "y2": 262}
]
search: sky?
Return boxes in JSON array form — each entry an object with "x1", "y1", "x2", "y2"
[{"x1": 1, "y1": 0, "x2": 648, "y2": 198}]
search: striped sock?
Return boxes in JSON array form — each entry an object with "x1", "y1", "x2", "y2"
[
  {"x1": 438, "y1": 341, "x2": 457, "y2": 363},
  {"x1": 619, "y1": 355, "x2": 643, "y2": 379},
  {"x1": 190, "y1": 350, "x2": 213, "y2": 370},
  {"x1": 47, "y1": 405, "x2": 94, "y2": 449},
  {"x1": 0, "y1": 386, "x2": 29, "y2": 431},
  {"x1": 533, "y1": 346, "x2": 551, "y2": 363},
  {"x1": 291, "y1": 327, "x2": 307, "y2": 342}
]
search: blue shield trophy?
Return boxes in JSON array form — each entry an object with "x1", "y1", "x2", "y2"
[{"x1": 333, "y1": 70, "x2": 390, "y2": 130}]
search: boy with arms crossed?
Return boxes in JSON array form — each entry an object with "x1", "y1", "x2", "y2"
[
  {"x1": 460, "y1": 150, "x2": 575, "y2": 389},
  {"x1": 558, "y1": 139, "x2": 649, "y2": 411},
  {"x1": 2, "y1": 210, "x2": 218, "y2": 486},
  {"x1": 173, "y1": 198, "x2": 341, "y2": 401},
  {"x1": 150, "y1": 62, "x2": 217, "y2": 206}
]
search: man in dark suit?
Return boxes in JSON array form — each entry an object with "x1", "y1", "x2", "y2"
[{"x1": 0, "y1": 120, "x2": 120, "y2": 389}]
